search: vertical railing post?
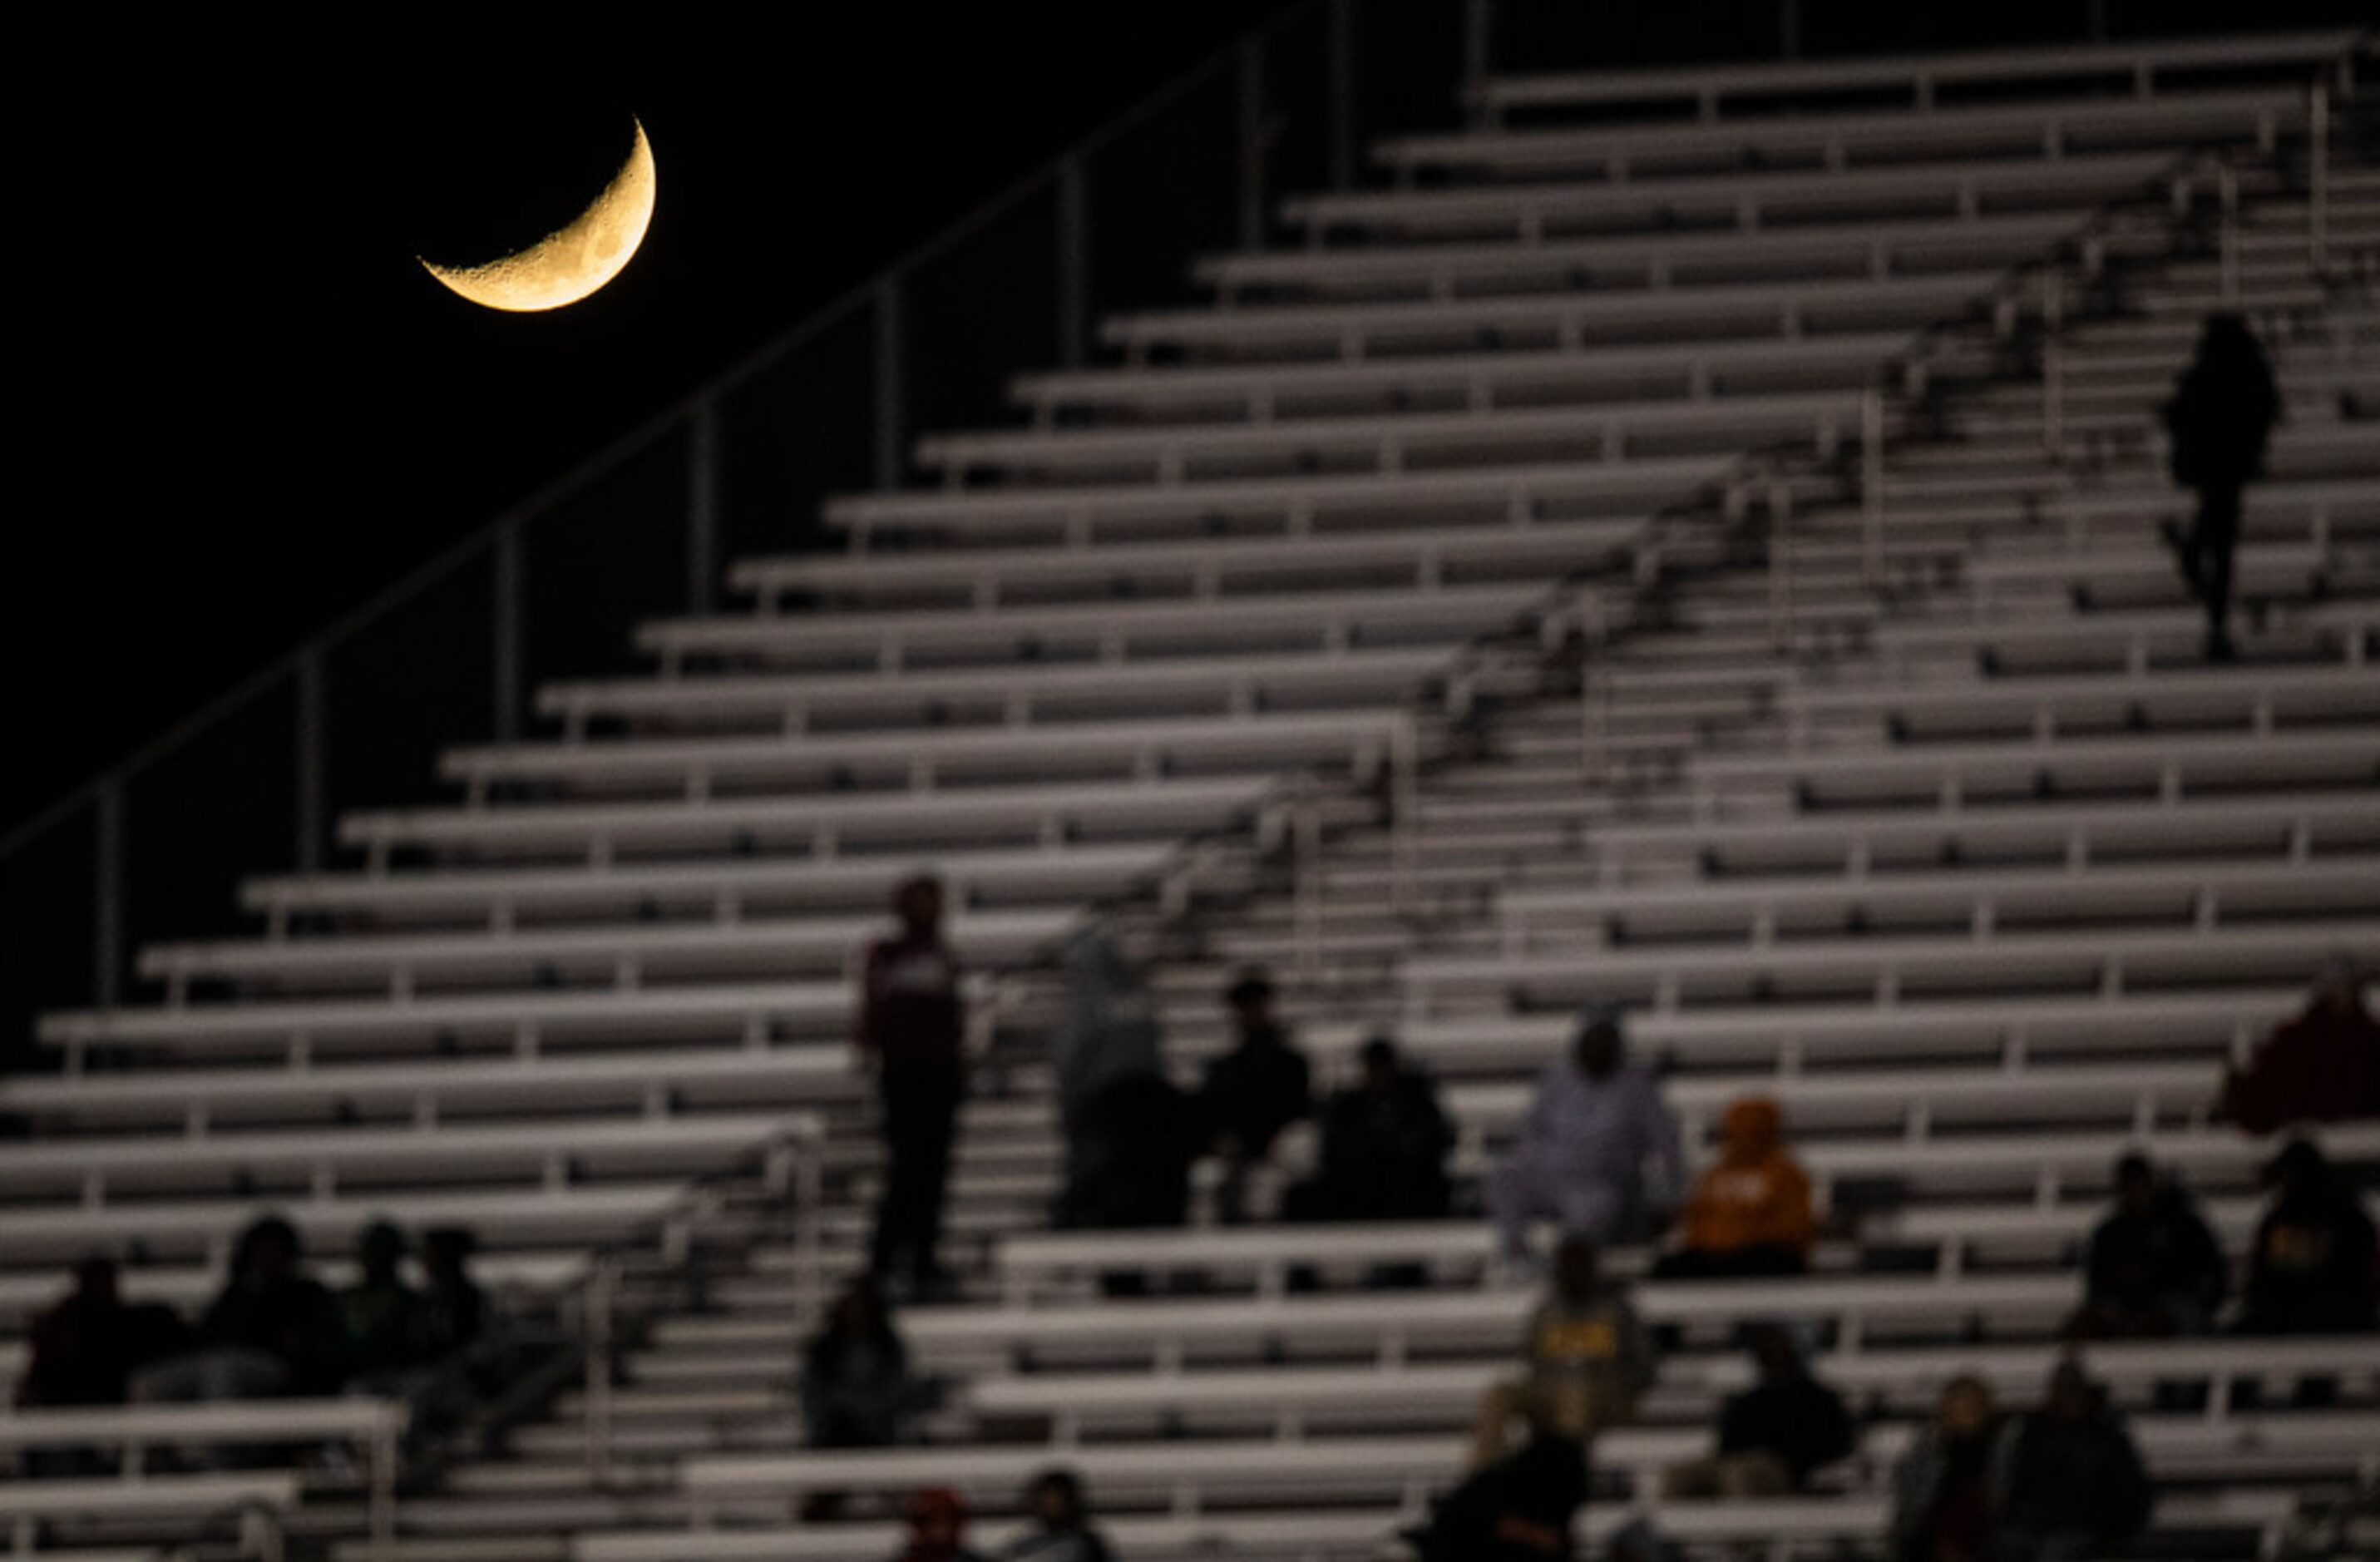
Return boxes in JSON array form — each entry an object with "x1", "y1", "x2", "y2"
[
  {"x1": 493, "y1": 524, "x2": 523, "y2": 744},
  {"x1": 873, "y1": 274, "x2": 906, "y2": 493},
  {"x1": 2218, "y1": 164, "x2": 2240, "y2": 303},
  {"x1": 1861, "y1": 387, "x2": 1885, "y2": 588},
  {"x1": 1057, "y1": 155, "x2": 1089, "y2": 368},
  {"x1": 2086, "y1": 0, "x2": 2108, "y2": 43},
  {"x1": 93, "y1": 778, "x2": 124, "y2": 1011},
  {"x1": 1388, "y1": 717, "x2": 1419, "y2": 917},
  {"x1": 1462, "y1": 0, "x2": 1493, "y2": 123},
  {"x1": 1779, "y1": 0, "x2": 1801, "y2": 61},
  {"x1": 1292, "y1": 783, "x2": 1321, "y2": 979},
  {"x1": 295, "y1": 650, "x2": 325, "y2": 876},
  {"x1": 2309, "y1": 80, "x2": 2329, "y2": 275},
  {"x1": 1326, "y1": 0, "x2": 1355, "y2": 190},
  {"x1": 585, "y1": 1259, "x2": 616, "y2": 1486},
  {"x1": 2042, "y1": 272, "x2": 2066, "y2": 462},
  {"x1": 1237, "y1": 37, "x2": 1267, "y2": 252},
  {"x1": 1767, "y1": 482, "x2": 1795, "y2": 653},
  {"x1": 686, "y1": 398, "x2": 719, "y2": 617}
]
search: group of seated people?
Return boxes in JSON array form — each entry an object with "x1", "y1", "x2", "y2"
[{"x1": 12, "y1": 1214, "x2": 500, "y2": 1471}]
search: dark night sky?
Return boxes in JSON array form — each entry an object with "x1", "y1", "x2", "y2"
[{"x1": 12, "y1": 2, "x2": 2371, "y2": 840}]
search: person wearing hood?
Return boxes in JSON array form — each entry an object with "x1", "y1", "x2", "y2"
[
  {"x1": 893, "y1": 1487, "x2": 990, "y2": 1562},
  {"x1": 1654, "y1": 1096, "x2": 1815, "y2": 1278},
  {"x1": 1051, "y1": 927, "x2": 1169, "y2": 1228},
  {"x1": 1890, "y1": 1374, "x2": 2006, "y2": 1562},
  {"x1": 1662, "y1": 1322, "x2": 1855, "y2": 1498},
  {"x1": 2159, "y1": 312, "x2": 2279, "y2": 660},
  {"x1": 1408, "y1": 1428, "x2": 1592, "y2": 1561},
  {"x1": 1196, "y1": 968, "x2": 1312, "y2": 1223},
  {"x1": 2069, "y1": 1153, "x2": 2227, "y2": 1339},
  {"x1": 2236, "y1": 1136, "x2": 2379, "y2": 1336},
  {"x1": 2220, "y1": 953, "x2": 2380, "y2": 1135},
  {"x1": 1284, "y1": 1035, "x2": 1454, "y2": 1224},
  {"x1": 1993, "y1": 1361, "x2": 2153, "y2": 1562},
  {"x1": 1485, "y1": 1003, "x2": 1683, "y2": 1264}
]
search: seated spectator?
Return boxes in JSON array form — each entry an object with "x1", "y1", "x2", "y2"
[
  {"x1": 1995, "y1": 1360, "x2": 2153, "y2": 1562},
  {"x1": 2220, "y1": 952, "x2": 2380, "y2": 1133},
  {"x1": 414, "y1": 1226, "x2": 503, "y2": 1392},
  {"x1": 1051, "y1": 927, "x2": 1166, "y2": 1228},
  {"x1": 1889, "y1": 1374, "x2": 2004, "y2": 1562},
  {"x1": 16, "y1": 1257, "x2": 185, "y2": 1409},
  {"x1": 894, "y1": 1487, "x2": 990, "y2": 1562},
  {"x1": 2067, "y1": 1153, "x2": 2227, "y2": 1340},
  {"x1": 1486, "y1": 1003, "x2": 1682, "y2": 1266},
  {"x1": 132, "y1": 1214, "x2": 338, "y2": 1408},
  {"x1": 1197, "y1": 968, "x2": 1312, "y2": 1223},
  {"x1": 2236, "y1": 1136, "x2": 2379, "y2": 1336},
  {"x1": 1282, "y1": 1036, "x2": 1454, "y2": 1224},
  {"x1": 1469, "y1": 1235, "x2": 1654, "y2": 1470},
  {"x1": 1653, "y1": 1096, "x2": 1814, "y2": 1278},
  {"x1": 1406, "y1": 1429, "x2": 1591, "y2": 1562},
  {"x1": 333, "y1": 1220, "x2": 423, "y2": 1387},
  {"x1": 1001, "y1": 1468, "x2": 1116, "y2": 1561},
  {"x1": 803, "y1": 1274, "x2": 921, "y2": 1450},
  {"x1": 1066, "y1": 1070, "x2": 1200, "y2": 1234},
  {"x1": 1662, "y1": 1322, "x2": 1854, "y2": 1498}
]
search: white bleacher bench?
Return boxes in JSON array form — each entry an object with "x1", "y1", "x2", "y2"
[
  {"x1": 535, "y1": 646, "x2": 1454, "y2": 739},
  {"x1": 1775, "y1": 662, "x2": 2380, "y2": 746},
  {"x1": 1281, "y1": 151, "x2": 2210, "y2": 244},
  {"x1": 437, "y1": 711, "x2": 1411, "y2": 803},
  {"x1": 1102, "y1": 269, "x2": 2010, "y2": 359},
  {"x1": 241, "y1": 841, "x2": 1180, "y2": 935},
  {"x1": 1466, "y1": 30, "x2": 2362, "y2": 124},
  {"x1": 1385, "y1": 86, "x2": 2309, "y2": 180},
  {"x1": 1866, "y1": 601, "x2": 2379, "y2": 675},
  {"x1": 635, "y1": 582, "x2": 1551, "y2": 675},
  {"x1": 1, "y1": 1473, "x2": 298, "y2": 1561}
]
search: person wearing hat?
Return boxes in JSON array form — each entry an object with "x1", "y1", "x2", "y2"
[
  {"x1": 1654, "y1": 1095, "x2": 1815, "y2": 1278},
  {"x1": 854, "y1": 872, "x2": 969, "y2": 1299},
  {"x1": 1196, "y1": 967, "x2": 1312, "y2": 1223},
  {"x1": 1469, "y1": 1234, "x2": 1655, "y2": 1470},
  {"x1": 2220, "y1": 953, "x2": 2380, "y2": 1135},
  {"x1": 2238, "y1": 1136, "x2": 2379, "y2": 1337},
  {"x1": 1484, "y1": 1002, "x2": 1682, "y2": 1268},
  {"x1": 893, "y1": 1487, "x2": 990, "y2": 1562}
]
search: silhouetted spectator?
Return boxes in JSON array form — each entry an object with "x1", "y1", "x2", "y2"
[
  {"x1": 802, "y1": 1275, "x2": 921, "y2": 1451},
  {"x1": 1283, "y1": 1036, "x2": 1453, "y2": 1223},
  {"x1": 1065, "y1": 1071, "x2": 1200, "y2": 1236},
  {"x1": 1995, "y1": 1361, "x2": 2153, "y2": 1562},
  {"x1": 333, "y1": 1220, "x2": 423, "y2": 1385},
  {"x1": 1654, "y1": 1096, "x2": 1814, "y2": 1278},
  {"x1": 1890, "y1": 1374, "x2": 2004, "y2": 1562},
  {"x1": 856, "y1": 872, "x2": 968, "y2": 1298},
  {"x1": 413, "y1": 1226, "x2": 500, "y2": 1390},
  {"x1": 2237, "y1": 1137, "x2": 2379, "y2": 1336},
  {"x1": 2221, "y1": 954, "x2": 2380, "y2": 1134},
  {"x1": 1662, "y1": 1322, "x2": 1854, "y2": 1498},
  {"x1": 894, "y1": 1487, "x2": 990, "y2": 1562},
  {"x1": 1052, "y1": 927, "x2": 1165, "y2": 1227},
  {"x1": 132, "y1": 1215, "x2": 338, "y2": 1407},
  {"x1": 1002, "y1": 1468, "x2": 1116, "y2": 1562},
  {"x1": 2160, "y1": 313, "x2": 2279, "y2": 660},
  {"x1": 1197, "y1": 969, "x2": 1311, "y2": 1223},
  {"x1": 16, "y1": 1258, "x2": 185, "y2": 1409},
  {"x1": 1469, "y1": 1235, "x2": 1653, "y2": 1470},
  {"x1": 1408, "y1": 1429, "x2": 1591, "y2": 1562},
  {"x1": 2068, "y1": 1153, "x2": 2227, "y2": 1340},
  {"x1": 1486, "y1": 1004, "x2": 1682, "y2": 1264}
]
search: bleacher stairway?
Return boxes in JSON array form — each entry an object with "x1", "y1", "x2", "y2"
[{"x1": 7, "y1": 26, "x2": 2378, "y2": 1562}]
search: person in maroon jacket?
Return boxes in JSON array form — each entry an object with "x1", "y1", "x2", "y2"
[
  {"x1": 2220, "y1": 954, "x2": 2380, "y2": 1135},
  {"x1": 856, "y1": 873, "x2": 967, "y2": 1299}
]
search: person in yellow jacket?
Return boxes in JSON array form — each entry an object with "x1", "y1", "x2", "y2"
[{"x1": 1654, "y1": 1097, "x2": 1815, "y2": 1278}]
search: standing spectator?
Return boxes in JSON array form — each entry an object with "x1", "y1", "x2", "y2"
[
  {"x1": 2237, "y1": 1137, "x2": 2380, "y2": 1336},
  {"x1": 2220, "y1": 954, "x2": 2380, "y2": 1134},
  {"x1": 132, "y1": 1214, "x2": 338, "y2": 1406},
  {"x1": 1485, "y1": 1003, "x2": 1683, "y2": 1266},
  {"x1": 332, "y1": 1220, "x2": 423, "y2": 1387},
  {"x1": 1051, "y1": 927, "x2": 1165, "y2": 1228},
  {"x1": 1407, "y1": 1429, "x2": 1591, "y2": 1562},
  {"x1": 2067, "y1": 1153, "x2": 2227, "y2": 1340},
  {"x1": 1994, "y1": 1361, "x2": 2153, "y2": 1562},
  {"x1": 1662, "y1": 1322, "x2": 1855, "y2": 1498},
  {"x1": 1469, "y1": 1235, "x2": 1654, "y2": 1470},
  {"x1": 856, "y1": 872, "x2": 968, "y2": 1298},
  {"x1": 1197, "y1": 968, "x2": 1312, "y2": 1223},
  {"x1": 16, "y1": 1258, "x2": 185, "y2": 1409},
  {"x1": 2159, "y1": 312, "x2": 2279, "y2": 661},
  {"x1": 802, "y1": 1274, "x2": 921, "y2": 1451},
  {"x1": 1283, "y1": 1036, "x2": 1454, "y2": 1223},
  {"x1": 894, "y1": 1487, "x2": 990, "y2": 1562},
  {"x1": 1002, "y1": 1468, "x2": 1117, "y2": 1561},
  {"x1": 1654, "y1": 1096, "x2": 1815, "y2": 1278},
  {"x1": 1890, "y1": 1374, "x2": 2005, "y2": 1562}
]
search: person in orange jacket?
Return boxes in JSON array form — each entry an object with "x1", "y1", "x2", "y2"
[{"x1": 1653, "y1": 1097, "x2": 1815, "y2": 1278}]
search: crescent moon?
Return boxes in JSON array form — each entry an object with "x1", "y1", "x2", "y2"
[{"x1": 422, "y1": 120, "x2": 656, "y2": 312}]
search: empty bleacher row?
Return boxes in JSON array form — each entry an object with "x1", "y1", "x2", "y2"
[{"x1": 7, "y1": 22, "x2": 2376, "y2": 1562}]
